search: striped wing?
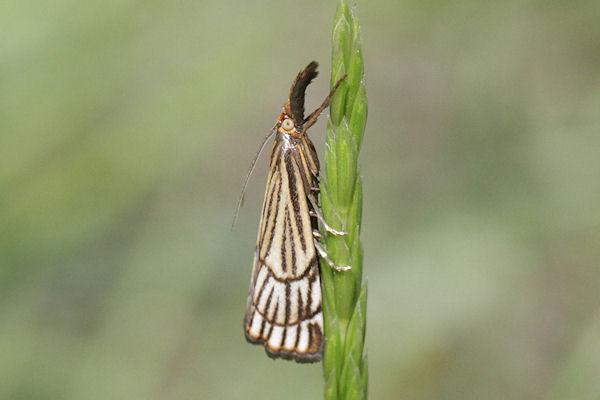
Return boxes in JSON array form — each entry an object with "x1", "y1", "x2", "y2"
[{"x1": 244, "y1": 142, "x2": 322, "y2": 362}]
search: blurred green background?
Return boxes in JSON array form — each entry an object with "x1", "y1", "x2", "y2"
[{"x1": 2, "y1": 0, "x2": 600, "y2": 399}]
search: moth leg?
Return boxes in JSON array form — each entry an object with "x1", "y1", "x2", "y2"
[
  {"x1": 307, "y1": 193, "x2": 347, "y2": 236},
  {"x1": 312, "y1": 230, "x2": 322, "y2": 238},
  {"x1": 314, "y1": 241, "x2": 351, "y2": 271}
]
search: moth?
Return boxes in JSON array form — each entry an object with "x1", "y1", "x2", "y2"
[{"x1": 241, "y1": 62, "x2": 348, "y2": 362}]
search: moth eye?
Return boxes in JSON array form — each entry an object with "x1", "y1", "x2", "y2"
[{"x1": 281, "y1": 118, "x2": 294, "y2": 131}]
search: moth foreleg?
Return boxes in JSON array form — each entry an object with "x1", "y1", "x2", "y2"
[
  {"x1": 314, "y1": 241, "x2": 351, "y2": 271},
  {"x1": 307, "y1": 193, "x2": 348, "y2": 236}
]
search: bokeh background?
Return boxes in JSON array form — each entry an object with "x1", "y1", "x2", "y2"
[{"x1": 2, "y1": 0, "x2": 600, "y2": 399}]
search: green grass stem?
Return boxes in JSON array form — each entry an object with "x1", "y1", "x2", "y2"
[{"x1": 320, "y1": 1, "x2": 368, "y2": 398}]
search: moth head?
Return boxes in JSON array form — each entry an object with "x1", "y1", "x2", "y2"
[
  {"x1": 282, "y1": 61, "x2": 319, "y2": 135},
  {"x1": 278, "y1": 61, "x2": 344, "y2": 137}
]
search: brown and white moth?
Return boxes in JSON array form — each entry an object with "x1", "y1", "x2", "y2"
[{"x1": 242, "y1": 62, "x2": 348, "y2": 362}]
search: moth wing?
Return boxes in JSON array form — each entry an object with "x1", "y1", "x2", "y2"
[{"x1": 244, "y1": 150, "x2": 323, "y2": 362}]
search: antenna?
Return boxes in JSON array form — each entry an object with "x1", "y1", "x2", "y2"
[{"x1": 231, "y1": 125, "x2": 277, "y2": 230}]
